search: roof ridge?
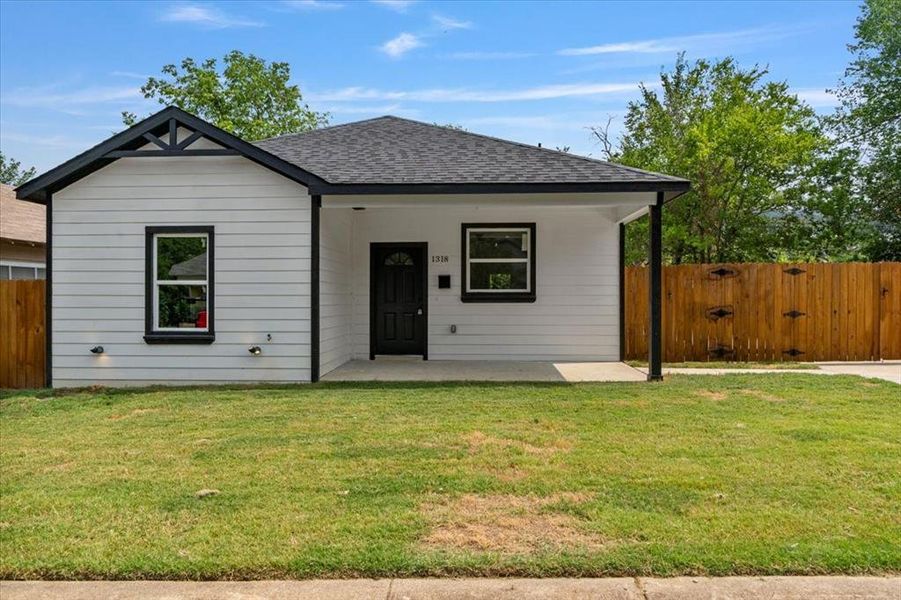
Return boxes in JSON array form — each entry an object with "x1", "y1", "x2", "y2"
[
  {"x1": 377, "y1": 115, "x2": 685, "y2": 182},
  {"x1": 256, "y1": 115, "x2": 395, "y2": 143}
]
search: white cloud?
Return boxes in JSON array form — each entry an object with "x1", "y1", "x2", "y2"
[
  {"x1": 794, "y1": 88, "x2": 838, "y2": 108},
  {"x1": 0, "y1": 131, "x2": 96, "y2": 151},
  {"x1": 559, "y1": 24, "x2": 811, "y2": 56},
  {"x1": 372, "y1": 0, "x2": 416, "y2": 11},
  {"x1": 461, "y1": 116, "x2": 575, "y2": 130},
  {"x1": 442, "y1": 51, "x2": 535, "y2": 60},
  {"x1": 380, "y1": 33, "x2": 424, "y2": 58},
  {"x1": 324, "y1": 104, "x2": 422, "y2": 118},
  {"x1": 432, "y1": 14, "x2": 472, "y2": 30},
  {"x1": 110, "y1": 71, "x2": 151, "y2": 80},
  {"x1": 325, "y1": 103, "x2": 404, "y2": 114},
  {"x1": 1, "y1": 85, "x2": 142, "y2": 110},
  {"x1": 309, "y1": 82, "x2": 641, "y2": 103},
  {"x1": 282, "y1": 0, "x2": 344, "y2": 10},
  {"x1": 160, "y1": 4, "x2": 264, "y2": 28}
]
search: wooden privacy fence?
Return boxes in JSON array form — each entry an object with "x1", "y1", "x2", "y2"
[
  {"x1": 0, "y1": 280, "x2": 45, "y2": 389},
  {"x1": 625, "y1": 262, "x2": 901, "y2": 362}
]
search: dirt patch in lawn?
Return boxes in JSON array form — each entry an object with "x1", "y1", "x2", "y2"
[
  {"x1": 696, "y1": 390, "x2": 727, "y2": 401},
  {"x1": 465, "y1": 431, "x2": 571, "y2": 457},
  {"x1": 107, "y1": 408, "x2": 160, "y2": 420},
  {"x1": 420, "y1": 492, "x2": 604, "y2": 554},
  {"x1": 739, "y1": 389, "x2": 784, "y2": 402}
]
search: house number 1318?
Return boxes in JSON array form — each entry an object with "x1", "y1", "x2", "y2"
[{"x1": 432, "y1": 255, "x2": 449, "y2": 263}]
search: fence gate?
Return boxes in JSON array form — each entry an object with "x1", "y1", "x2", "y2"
[
  {"x1": 0, "y1": 280, "x2": 46, "y2": 389},
  {"x1": 880, "y1": 263, "x2": 901, "y2": 359},
  {"x1": 626, "y1": 262, "x2": 901, "y2": 363}
]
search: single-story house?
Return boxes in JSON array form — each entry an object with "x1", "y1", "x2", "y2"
[
  {"x1": 16, "y1": 106, "x2": 688, "y2": 387},
  {"x1": 1, "y1": 183, "x2": 46, "y2": 280}
]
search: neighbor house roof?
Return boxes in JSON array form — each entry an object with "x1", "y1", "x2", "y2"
[
  {"x1": 0, "y1": 183, "x2": 45, "y2": 245},
  {"x1": 17, "y1": 107, "x2": 689, "y2": 202},
  {"x1": 256, "y1": 116, "x2": 689, "y2": 194},
  {"x1": 169, "y1": 252, "x2": 207, "y2": 279}
]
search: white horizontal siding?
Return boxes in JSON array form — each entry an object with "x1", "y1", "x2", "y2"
[
  {"x1": 318, "y1": 208, "x2": 353, "y2": 376},
  {"x1": 349, "y1": 206, "x2": 620, "y2": 362},
  {"x1": 52, "y1": 155, "x2": 311, "y2": 387}
]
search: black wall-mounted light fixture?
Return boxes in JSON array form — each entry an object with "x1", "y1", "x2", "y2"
[
  {"x1": 248, "y1": 346, "x2": 262, "y2": 356},
  {"x1": 90, "y1": 346, "x2": 104, "y2": 354}
]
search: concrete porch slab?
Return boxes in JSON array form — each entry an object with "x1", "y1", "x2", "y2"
[{"x1": 321, "y1": 358, "x2": 647, "y2": 383}]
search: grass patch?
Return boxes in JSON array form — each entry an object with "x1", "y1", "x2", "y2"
[
  {"x1": 626, "y1": 360, "x2": 819, "y2": 370},
  {"x1": 1, "y1": 375, "x2": 899, "y2": 579}
]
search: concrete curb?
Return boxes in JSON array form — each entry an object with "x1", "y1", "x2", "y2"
[{"x1": 3, "y1": 576, "x2": 899, "y2": 599}]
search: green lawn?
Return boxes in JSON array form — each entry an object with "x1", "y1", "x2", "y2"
[{"x1": 1, "y1": 375, "x2": 899, "y2": 579}]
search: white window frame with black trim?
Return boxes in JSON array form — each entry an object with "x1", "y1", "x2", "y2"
[
  {"x1": 461, "y1": 223, "x2": 536, "y2": 303},
  {"x1": 144, "y1": 226, "x2": 215, "y2": 344}
]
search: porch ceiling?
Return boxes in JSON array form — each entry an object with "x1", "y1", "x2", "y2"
[{"x1": 320, "y1": 192, "x2": 657, "y2": 224}]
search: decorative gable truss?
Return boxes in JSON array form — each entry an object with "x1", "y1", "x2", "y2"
[
  {"x1": 16, "y1": 106, "x2": 326, "y2": 203},
  {"x1": 106, "y1": 117, "x2": 240, "y2": 158}
]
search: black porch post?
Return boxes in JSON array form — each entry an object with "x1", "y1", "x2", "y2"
[
  {"x1": 45, "y1": 192, "x2": 53, "y2": 388},
  {"x1": 648, "y1": 192, "x2": 664, "y2": 381},
  {"x1": 310, "y1": 194, "x2": 321, "y2": 383},
  {"x1": 618, "y1": 222, "x2": 626, "y2": 362}
]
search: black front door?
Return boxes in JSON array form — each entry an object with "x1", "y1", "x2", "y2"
[{"x1": 371, "y1": 243, "x2": 427, "y2": 358}]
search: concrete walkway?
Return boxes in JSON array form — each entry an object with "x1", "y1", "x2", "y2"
[
  {"x1": 322, "y1": 357, "x2": 647, "y2": 382},
  {"x1": 3, "y1": 576, "x2": 899, "y2": 599},
  {"x1": 815, "y1": 361, "x2": 901, "y2": 384},
  {"x1": 634, "y1": 361, "x2": 901, "y2": 384}
]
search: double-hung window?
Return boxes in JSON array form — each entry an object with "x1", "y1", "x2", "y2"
[
  {"x1": 461, "y1": 223, "x2": 536, "y2": 303},
  {"x1": 144, "y1": 226, "x2": 214, "y2": 343}
]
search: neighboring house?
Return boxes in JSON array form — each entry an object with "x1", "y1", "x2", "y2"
[
  {"x1": 0, "y1": 183, "x2": 46, "y2": 279},
  {"x1": 16, "y1": 107, "x2": 688, "y2": 387}
]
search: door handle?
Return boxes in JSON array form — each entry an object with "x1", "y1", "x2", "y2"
[{"x1": 417, "y1": 308, "x2": 423, "y2": 315}]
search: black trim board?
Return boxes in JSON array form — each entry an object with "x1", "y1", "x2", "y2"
[
  {"x1": 461, "y1": 223, "x2": 536, "y2": 303},
  {"x1": 144, "y1": 225, "x2": 215, "y2": 344},
  {"x1": 310, "y1": 195, "x2": 321, "y2": 382},
  {"x1": 44, "y1": 193, "x2": 52, "y2": 387},
  {"x1": 311, "y1": 180, "x2": 690, "y2": 197},
  {"x1": 369, "y1": 242, "x2": 429, "y2": 360},
  {"x1": 15, "y1": 106, "x2": 328, "y2": 203}
]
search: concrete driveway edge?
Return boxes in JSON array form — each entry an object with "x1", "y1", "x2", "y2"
[{"x1": 3, "y1": 576, "x2": 900, "y2": 599}]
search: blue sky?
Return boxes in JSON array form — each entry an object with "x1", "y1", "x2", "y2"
[{"x1": 0, "y1": 0, "x2": 861, "y2": 174}]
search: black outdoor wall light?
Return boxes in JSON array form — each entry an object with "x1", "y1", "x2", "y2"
[
  {"x1": 90, "y1": 346, "x2": 104, "y2": 354},
  {"x1": 248, "y1": 346, "x2": 262, "y2": 356}
]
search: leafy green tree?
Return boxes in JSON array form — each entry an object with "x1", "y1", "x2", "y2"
[
  {"x1": 122, "y1": 51, "x2": 327, "y2": 140},
  {"x1": 775, "y1": 146, "x2": 876, "y2": 261},
  {"x1": 0, "y1": 153, "x2": 36, "y2": 186},
  {"x1": 829, "y1": 0, "x2": 900, "y2": 260},
  {"x1": 607, "y1": 55, "x2": 825, "y2": 264}
]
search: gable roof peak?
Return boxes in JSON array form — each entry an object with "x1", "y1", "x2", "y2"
[{"x1": 15, "y1": 105, "x2": 327, "y2": 203}]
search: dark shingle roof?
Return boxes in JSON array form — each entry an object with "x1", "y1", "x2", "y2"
[{"x1": 255, "y1": 116, "x2": 685, "y2": 186}]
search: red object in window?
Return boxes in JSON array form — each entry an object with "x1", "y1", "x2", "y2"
[{"x1": 196, "y1": 310, "x2": 207, "y2": 328}]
